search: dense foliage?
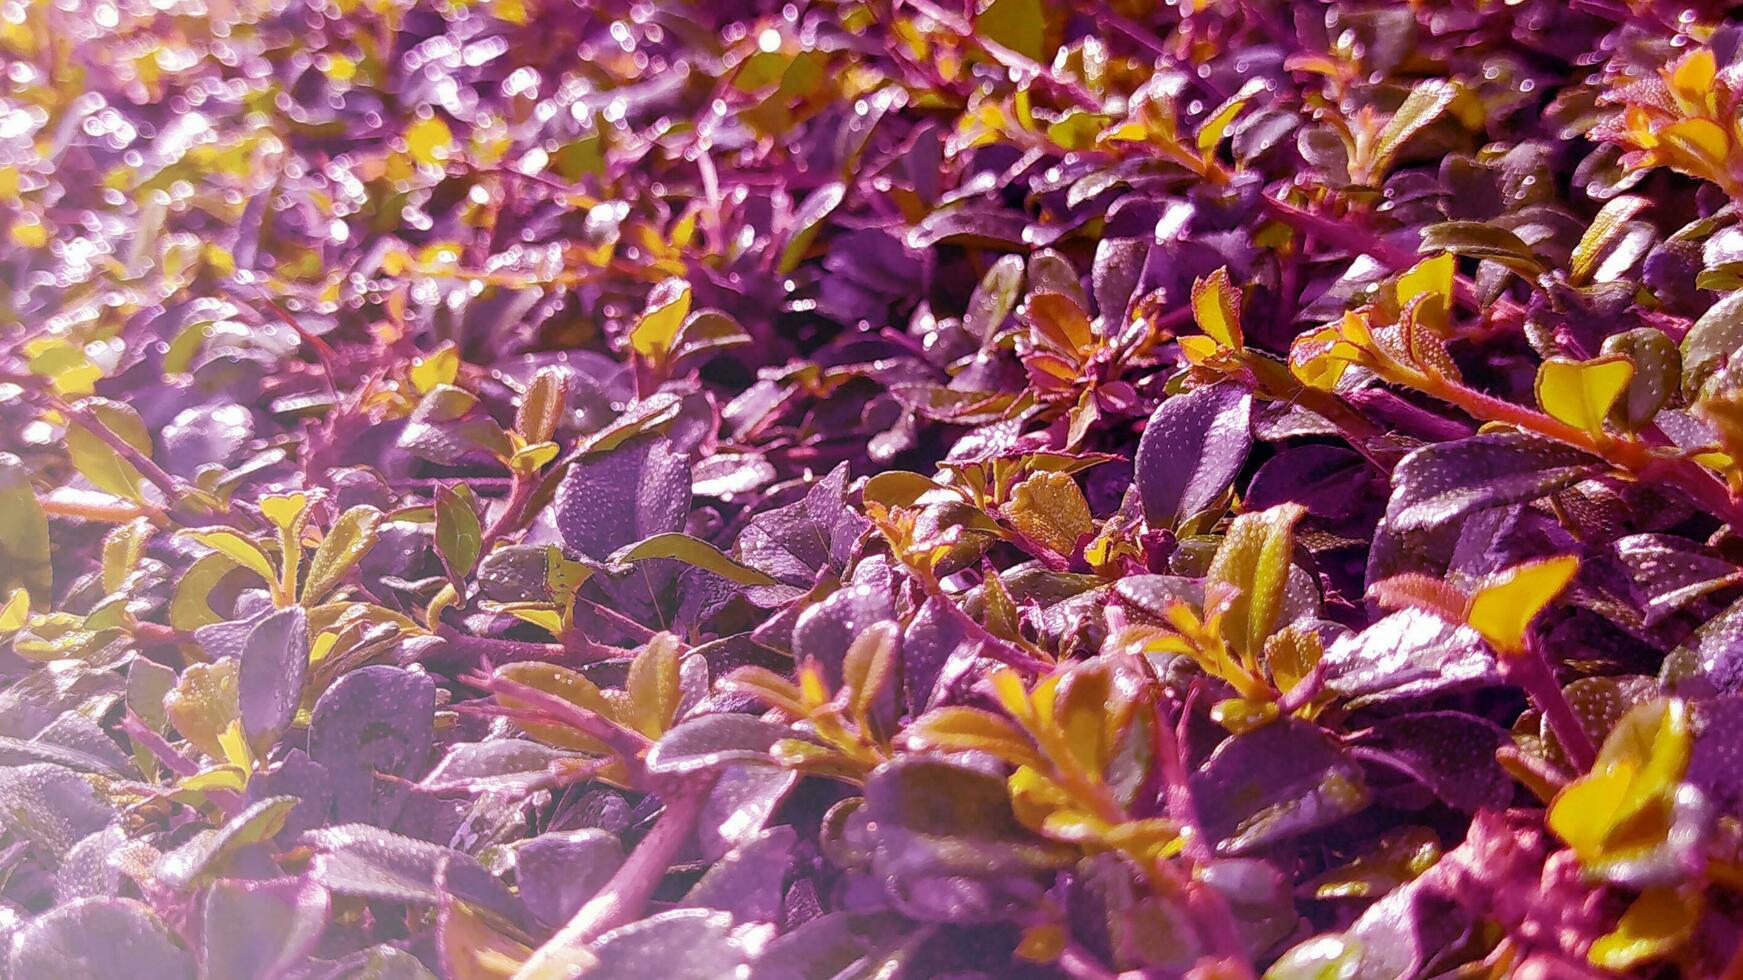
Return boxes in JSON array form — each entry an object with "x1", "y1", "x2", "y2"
[{"x1": 10, "y1": 0, "x2": 1743, "y2": 976}]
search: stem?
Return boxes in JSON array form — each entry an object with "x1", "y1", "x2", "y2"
[
  {"x1": 39, "y1": 495, "x2": 167, "y2": 526},
  {"x1": 475, "y1": 472, "x2": 536, "y2": 555},
  {"x1": 1510, "y1": 635, "x2": 1597, "y2": 772},
  {"x1": 1137, "y1": 660, "x2": 1254, "y2": 977},
  {"x1": 437, "y1": 626, "x2": 630, "y2": 666},
  {"x1": 513, "y1": 776, "x2": 717, "y2": 979},
  {"x1": 56, "y1": 399, "x2": 183, "y2": 504},
  {"x1": 120, "y1": 713, "x2": 201, "y2": 778},
  {"x1": 477, "y1": 673, "x2": 651, "y2": 763}
]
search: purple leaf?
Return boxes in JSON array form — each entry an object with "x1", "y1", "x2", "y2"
[
  {"x1": 200, "y1": 877, "x2": 329, "y2": 980},
  {"x1": 9, "y1": 898, "x2": 193, "y2": 980},
  {"x1": 238, "y1": 606, "x2": 308, "y2": 756},
  {"x1": 1134, "y1": 383, "x2": 1253, "y2": 528}
]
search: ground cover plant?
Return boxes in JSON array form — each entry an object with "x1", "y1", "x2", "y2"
[{"x1": 11, "y1": 0, "x2": 1743, "y2": 976}]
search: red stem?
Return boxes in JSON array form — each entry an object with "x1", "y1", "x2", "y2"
[
  {"x1": 514, "y1": 776, "x2": 718, "y2": 976},
  {"x1": 1509, "y1": 635, "x2": 1598, "y2": 772}
]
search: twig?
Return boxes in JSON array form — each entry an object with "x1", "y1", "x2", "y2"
[{"x1": 512, "y1": 775, "x2": 718, "y2": 979}]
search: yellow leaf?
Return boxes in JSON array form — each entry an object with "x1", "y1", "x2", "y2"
[
  {"x1": 1191, "y1": 267, "x2": 1243, "y2": 349},
  {"x1": 1394, "y1": 254, "x2": 1454, "y2": 331},
  {"x1": 1589, "y1": 887, "x2": 1700, "y2": 970},
  {"x1": 258, "y1": 492, "x2": 309, "y2": 531},
  {"x1": 1667, "y1": 48, "x2": 1716, "y2": 114},
  {"x1": 1659, "y1": 118, "x2": 1728, "y2": 168},
  {"x1": 409, "y1": 344, "x2": 460, "y2": 394},
  {"x1": 218, "y1": 718, "x2": 254, "y2": 772},
  {"x1": 405, "y1": 115, "x2": 455, "y2": 167},
  {"x1": 495, "y1": 663, "x2": 617, "y2": 753},
  {"x1": 165, "y1": 659, "x2": 241, "y2": 761},
  {"x1": 1465, "y1": 555, "x2": 1579, "y2": 656},
  {"x1": 0, "y1": 589, "x2": 27, "y2": 632},
  {"x1": 179, "y1": 765, "x2": 248, "y2": 794},
  {"x1": 184, "y1": 530, "x2": 279, "y2": 589},
  {"x1": 1006, "y1": 472, "x2": 1094, "y2": 556},
  {"x1": 1536, "y1": 356, "x2": 1634, "y2": 440},
  {"x1": 1015, "y1": 923, "x2": 1065, "y2": 963},
  {"x1": 628, "y1": 278, "x2": 693, "y2": 361}
]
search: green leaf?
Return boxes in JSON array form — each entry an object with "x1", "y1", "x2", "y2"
[
  {"x1": 1601, "y1": 328, "x2": 1680, "y2": 431},
  {"x1": 65, "y1": 399, "x2": 153, "y2": 503},
  {"x1": 964, "y1": 254, "x2": 1025, "y2": 342},
  {"x1": 515, "y1": 367, "x2": 569, "y2": 445},
  {"x1": 100, "y1": 518, "x2": 153, "y2": 594},
  {"x1": 1571, "y1": 195, "x2": 1649, "y2": 284},
  {"x1": 1365, "y1": 79, "x2": 1456, "y2": 182},
  {"x1": 165, "y1": 658, "x2": 242, "y2": 761},
  {"x1": 434, "y1": 485, "x2": 483, "y2": 584},
  {"x1": 0, "y1": 453, "x2": 52, "y2": 600},
  {"x1": 1418, "y1": 221, "x2": 1546, "y2": 279},
  {"x1": 625, "y1": 635, "x2": 681, "y2": 738},
  {"x1": 1535, "y1": 355, "x2": 1633, "y2": 440},
  {"x1": 304, "y1": 505, "x2": 382, "y2": 604},
  {"x1": 1207, "y1": 504, "x2": 1306, "y2": 661},
  {"x1": 976, "y1": 0, "x2": 1050, "y2": 63},
  {"x1": 183, "y1": 529, "x2": 278, "y2": 588},
  {"x1": 1681, "y1": 290, "x2": 1743, "y2": 399},
  {"x1": 629, "y1": 278, "x2": 693, "y2": 362},
  {"x1": 170, "y1": 552, "x2": 240, "y2": 631},
  {"x1": 609, "y1": 532, "x2": 781, "y2": 586},
  {"x1": 778, "y1": 181, "x2": 845, "y2": 274}
]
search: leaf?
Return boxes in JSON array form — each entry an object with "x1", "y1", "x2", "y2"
[
  {"x1": 1134, "y1": 383, "x2": 1253, "y2": 528},
  {"x1": 964, "y1": 254, "x2": 1025, "y2": 341},
  {"x1": 9, "y1": 898, "x2": 192, "y2": 980},
  {"x1": 100, "y1": 518, "x2": 152, "y2": 594},
  {"x1": 1589, "y1": 887, "x2": 1700, "y2": 971},
  {"x1": 0, "y1": 588, "x2": 27, "y2": 632},
  {"x1": 494, "y1": 662, "x2": 617, "y2": 753},
  {"x1": 609, "y1": 531, "x2": 780, "y2": 586},
  {"x1": 435, "y1": 484, "x2": 484, "y2": 584},
  {"x1": 554, "y1": 434, "x2": 691, "y2": 562},
  {"x1": 1681, "y1": 290, "x2": 1743, "y2": 398},
  {"x1": 514, "y1": 830, "x2": 622, "y2": 929},
  {"x1": 153, "y1": 796, "x2": 299, "y2": 890},
  {"x1": 1005, "y1": 472, "x2": 1093, "y2": 556},
  {"x1": 904, "y1": 706, "x2": 1043, "y2": 769},
  {"x1": 1191, "y1": 268, "x2": 1243, "y2": 348},
  {"x1": 629, "y1": 278, "x2": 693, "y2": 361},
  {"x1": 1418, "y1": 221, "x2": 1545, "y2": 278},
  {"x1": 202, "y1": 878, "x2": 330, "y2": 980},
  {"x1": 0, "y1": 453, "x2": 52, "y2": 599},
  {"x1": 258, "y1": 491, "x2": 309, "y2": 531},
  {"x1": 305, "y1": 824, "x2": 521, "y2": 923},
  {"x1": 1466, "y1": 555, "x2": 1578, "y2": 656},
  {"x1": 588, "y1": 909, "x2": 746, "y2": 980},
  {"x1": 1572, "y1": 195, "x2": 1650, "y2": 284},
  {"x1": 1191, "y1": 720, "x2": 1370, "y2": 854},
  {"x1": 405, "y1": 114, "x2": 455, "y2": 167},
  {"x1": 1601, "y1": 328, "x2": 1680, "y2": 431},
  {"x1": 307, "y1": 666, "x2": 436, "y2": 822},
  {"x1": 515, "y1": 367, "x2": 569, "y2": 445},
  {"x1": 408, "y1": 343, "x2": 460, "y2": 394},
  {"x1": 778, "y1": 181, "x2": 846, "y2": 274},
  {"x1": 1536, "y1": 356, "x2": 1634, "y2": 440},
  {"x1": 238, "y1": 606, "x2": 309, "y2": 755},
  {"x1": 304, "y1": 505, "x2": 382, "y2": 603},
  {"x1": 65, "y1": 400, "x2": 153, "y2": 502},
  {"x1": 1321, "y1": 609, "x2": 1499, "y2": 707},
  {"x1": 1366, "y1": 78, "x2": 1456, "y2": 181},
  {"x1": 170, "y1": 553, "x2": 240, "y2": 631},
  {"x1": 1394, "y1": 253, "x2": 1455, "y2": 331},
  {"x1": 1352, "y1": 713, "x2": 1510, "y2": 812},
  {"x1": 166, "y1": 659, "x2": 241, "y2": 761},
  {"x1": 976, "y1": 0, "x2": 1049, "y2": 63},
  {"x1": 0, "y1": 763, "x2": 115, "y2": 858},
  {"x1": 644, "y1": 714, "x2": 795, "y2": 774},
  {"x1": 1384, "y1": 433, "x2": 1600, "y2": 533},
  {"x1": 1206, "y1": 504, "x2": 1306, "y2": 660},
  {"x1": 183, "y1": 529, "x2": 278, "y2": 588},
  {"x1": 626, "y1": 635, "x2": 681, "y2": 738},
  {"x1": 477, "y1": 544, "x2": 595, "y2": 604}
]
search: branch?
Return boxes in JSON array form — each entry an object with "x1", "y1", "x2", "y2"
[{"x1": 512, "y1": 776, "x2": 717, "y2": 978}]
